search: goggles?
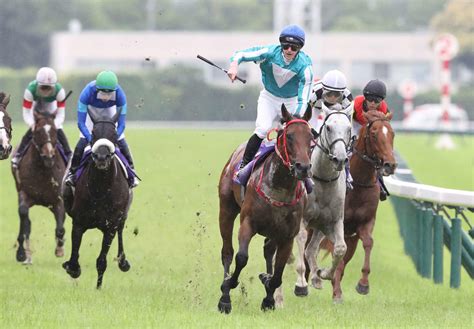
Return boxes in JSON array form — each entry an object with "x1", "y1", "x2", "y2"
[
  {"x1": 97, "y1": 88, "x2": 115, "y2": 93},
  {"x1": 365, "y1": 95, "x2": 383, "y2": 104},
  {"x1": 322, "y1": 90, "x2": 343, "y2": 105},
  {"x1": 281, "y1": 43, "x2": 301, "y2": 52}
]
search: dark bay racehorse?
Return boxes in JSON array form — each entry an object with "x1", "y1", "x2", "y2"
[
  {"x1": 218, "y1": 104, "x2": 313, "y2": 313},
  {"x1": 330, "y1": 110, "x2": 397, "y2": 301},
  {"x1": 0, "y1": 92, "x2": 13, "y2": 159},
  {"x1": 62, "y1": 113, "x2": 132, "y2": 289},
  {"x1": 11, "y1": 105, "x2": 66, "y2": 264}
]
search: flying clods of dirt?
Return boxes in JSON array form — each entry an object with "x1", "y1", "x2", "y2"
[{"x1": 133, "y1": 227, "x2": 139, "y2": 236}]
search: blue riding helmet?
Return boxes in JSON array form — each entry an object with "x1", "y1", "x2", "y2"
[{"x1": 279, "y1": 25, "x2": 305, "y2": 47}]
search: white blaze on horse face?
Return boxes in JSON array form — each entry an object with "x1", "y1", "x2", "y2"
[
  {"x1": 382, "y1": 126, "x2": 388, "y2": 137},
  {"x1": 0, "y1": 112, "x2": 8, "y2": 147}
]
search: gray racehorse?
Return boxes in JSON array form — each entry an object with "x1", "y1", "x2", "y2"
[{"x1": 292, "y1": 102, "x2": 353, "y2": 304}]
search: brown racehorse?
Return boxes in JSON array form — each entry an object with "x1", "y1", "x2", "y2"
[
  {"x1": 329, "y1": 110, "x2": 397, "y2": 301},
  {"x1": 0, "y1": 92, "x2": 13, "y2": 160},
  {"x1": 11, "y1": 106, "x2": 66, "y2": 264},
  {"x1": 217, "y1": 104, "x2": 313, "y2": 313},
  {"x1": 62, "y1": 113, "x2": 132, "y2": 289}
]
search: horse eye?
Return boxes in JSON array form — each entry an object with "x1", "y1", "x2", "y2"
[{"x1": 327, "y1": 126, "x2": 331, "y2": 132}]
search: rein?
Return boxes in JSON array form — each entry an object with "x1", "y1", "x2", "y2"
[
  {"x1": 256, "y1": 118, "x2": 309, "y2": 207},
  {"x1": 352, "y1": 118, "x2": 390, "y2": 188}
]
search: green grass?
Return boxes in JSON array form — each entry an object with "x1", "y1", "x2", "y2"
[{"x1": 0, "y1": 128, "x2": 472, "y2": 328}]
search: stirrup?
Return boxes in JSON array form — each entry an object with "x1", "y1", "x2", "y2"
[
  {"x1": 11, "y1": 155, "x2": 20, "y2": 169},
  {"x1": 65, "y1": 171, "x2": 75, "y2": 187}
]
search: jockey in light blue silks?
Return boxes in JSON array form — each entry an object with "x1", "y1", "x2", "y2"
[
  {"x1": 65, "y1": 70, "x2": 138, "y2": 188},
  {"x1": 227, "y1": 24, "x2": 314, "y2": 180}
]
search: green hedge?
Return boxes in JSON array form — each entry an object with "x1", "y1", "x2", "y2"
[{"x1": 1, "y1": 66, "x2": 472, "y2": 123}]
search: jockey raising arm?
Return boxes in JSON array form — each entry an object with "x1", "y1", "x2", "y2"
[
  {"x1": 352, "y1": 79, "x2": 389, "y2": 137},
  {"x1": 308, "y1": 70, "x2": 353, "y2": 134},
  {"x1": 12, "y1": 67, "x2": 72, "y2": 168},
  {"x1": 227, "y1": 24, "x2": 313, "y2": 177},
  {"x1": 65, "y1": 70, "x2": 138, "y2": 188}
]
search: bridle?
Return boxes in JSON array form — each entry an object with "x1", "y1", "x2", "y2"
[
  {"x1": 274, "y1": 118, "x2": 311, "y2": 175},
  {"x1": 32, "y1": 121, "x2": 55, "y2": 157},
  {"x1": 315, "y1": 111, "x2": 352, "y2": 160},
  {"x1": 353, "y1": 118, "x2": 390, "y2": 170},
  {"x1": 0, "y1": 106, "x2": 12, "y2": 139}
]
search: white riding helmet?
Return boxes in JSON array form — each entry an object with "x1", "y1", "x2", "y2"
[
  {"x1": 36, "y1": 67, "x2": 57, "y2": 86},
  {"x1": 321, "y1": 70, "x2": 347, "y2": 92}
]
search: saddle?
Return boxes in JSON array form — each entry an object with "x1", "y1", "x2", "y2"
[{"x1": 75, "y1": 148, "x2": 139, "y2": 186}]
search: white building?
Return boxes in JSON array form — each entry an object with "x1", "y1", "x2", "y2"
[{"x1": 50, "y1": 30, "x2": 444, "y2": 90}]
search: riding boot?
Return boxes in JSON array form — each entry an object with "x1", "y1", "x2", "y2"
[
  {"x1": 11, "y1": 129, "x2": 32, "y2": 169},
  {"x1": 117, "y1": 139, "x2": 138, "y2": 188},
  {"x1": 378, "y1": 175, "x2": 389, "y2": 201},
  {"x1": 344, "y1": 160, "x2": 353, "y2": 192},
  {"x1": 65, "y1": 138, "x2": 88, "y2": 187},
  {"x1": 57, "y1": 128, "x2": 72, "y2": 160},
  {"x1": 239, "y1": 134, "x2": 263, "y2": 171}
]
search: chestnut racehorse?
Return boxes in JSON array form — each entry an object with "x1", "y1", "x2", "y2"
[{"x1": 217, "y1": 104, "x2": 313, "y2": 313}]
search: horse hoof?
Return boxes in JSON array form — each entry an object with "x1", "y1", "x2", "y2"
[
  {"x1": 55, "y1": 247, "x2": 64, "y2": 258},
  {"x1": 333, "y1": 296, "x2": 344, "y2": 304},
  {"x1": 311, "y1": 277, "x2": 323, "y2": 289},
  {"x1": 260, "y1": 297, "x2": 275, "y2": 311},
  {"x1": 294, "y1": 285, "x2": 308, "y2": 297},
  {"x1": 356, "y1": 283, "x2": 369, "y2": 295},
  {"x1": 218, "y1": 296, "x2": 232, "y2": 314},
  {"x1": 62, "y1": 261, "x2": 81, "y2": 279},
  {"x1": 16, "y1": 249, "x2": 26, "y2": 262},
  {"x1": 118, "y1": 259, "x2": 131, "y2": 272}
]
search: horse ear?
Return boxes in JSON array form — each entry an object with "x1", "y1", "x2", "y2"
[
  {"x1": 281, "y1": 103, "x2": 291, "y2": 122},
  {"x1": 87, "y1": 109, "x2": 97, "y2": 124},
  {"x1": 321, "y1": 102, "x2": 331, "y2": 117},
  {"x1": 2, "y1": 94, "x2": 10, "y2": 106},
  {"x1": 386, "y1": 112, "x2": 393, "y2": 121},
  {"x1": 112, "y1": 106, "x2": 123, "y2": 123},
  {"x1": 302, "y1": 103, "x2": 312, "y2": 122}
]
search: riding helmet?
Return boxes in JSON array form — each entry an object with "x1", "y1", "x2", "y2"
[
  {"x1": 363, "y1": 79, "x2": 387, "y2": 99},
  {"x1": 96, "y1": 71, "x2": 118, "y2": 90},
  {"x1": 279, "y1": 25, "x2": 305, "y2": 47},
  {"x1": 321, "y1": 70, "x2": 347, "y2": 92},
  {"x1": 36, "y1": 67, "x2": 57, "y2": 86}
]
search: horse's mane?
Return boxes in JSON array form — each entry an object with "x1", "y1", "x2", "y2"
[
  {"x1": 365, "y1": 110, "x2": 389, "y2": 123},
  {"x1": 0, "y1": 92, "x2": 5, "y2": 104}
]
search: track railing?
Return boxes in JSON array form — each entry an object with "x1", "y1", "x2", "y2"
[{"x1": 385, "y1": 152, "x2": 474, "y2": 288}]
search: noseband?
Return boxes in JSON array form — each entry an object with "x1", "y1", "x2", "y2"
[
  {"x1": 0, "y1": 107, "x2": 12, "y2": 138},
  {"x1": 316, "y1": 111, "x2": 352, "y2": 158},
  {"x1": 353, "y1": 118, "x2": 390, "y2": 170},
  {"x1": 274, "y1": 118, "x2": 310, "y2": 174}
]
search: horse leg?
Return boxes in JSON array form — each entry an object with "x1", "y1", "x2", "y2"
[
  {"x1": 51, "y1": 203, "x2": 66, "y2": 257},
  {"x1": 117, "y1": 221, "x2": 131, "y2": 272},
  {"x1": 259, "y1": 239, "x2": 293, "y2": 311},
  {"x1": 16, "y1": 192, "x2": 32, "y2": 264},
  {"x1": 356, "y1": 221, "x2": 375, "y2": 295},
  {"x1": 62, "y1": 223, "x2": 84, "y2": 279},
  {"x1": 218, "y1": 218, "x2": 254, "y2": 314},
  {"x1": 263, "y1": 238, "x2": 285, "y2": 308},
  {"x1": 332, "y1": 235, "x2": 358, "y2": 303},
  {"x1": 96, "y1": 229, "x2": 117, "y2": 289},
  {"x1": 219, "y1": 199, "x2": 239, "y2": 279},
  {"x1": 319, "y1": 220, "x2": 347, "y2": 283},
  {"x1": 305, "y1": 230, "x2": 325, "y2": 287},
  {"x1": 294, "y1": 221, "x2": 309, "y2": 296}
]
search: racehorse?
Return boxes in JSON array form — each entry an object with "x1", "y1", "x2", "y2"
[
  {"x1": 11, "y1": 102, "x2": 66, "y2": 264},
  {"x1": 0, "y1": 92, "x2": 13, "y2": 160},
  {"x1": 62, "y1": 111, "x2": 132, "y2": 289},
  {"x1": 330, "y1": 110, "x2": 397, "y2": 301},
  {"x1": 291, "y1": 103, "x2": 353, "y2": 303},
  {"x1": 217, "y1": 104, "x2": 313, "y2": 313}
]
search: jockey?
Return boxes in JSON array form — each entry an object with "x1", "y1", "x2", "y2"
[
  {"x1": 353, "y1": 79, "x2": 390, "y2": 201},
  {"x1": 227, "y1": 24, "x2": 313, "y2": 180},
  {"x1": 309, "y1": 69, "x2": 354, "y2": 190},
  {"x1": 11, "y1": 67, "x2": 71, "y2": 168},
  {"x1": 64, "y1": 70, "x2": 138, "y2": 188},
  {"x1": 353, "y1": 79, "x2": 389, "y2": 137},
  {"x1": 308, "y1": 69, "x2": 353, "y2": 134}
]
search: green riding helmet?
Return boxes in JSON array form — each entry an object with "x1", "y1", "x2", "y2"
[{"x1": 96, "y1": 71, "x2": 118, "y2": 90}]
